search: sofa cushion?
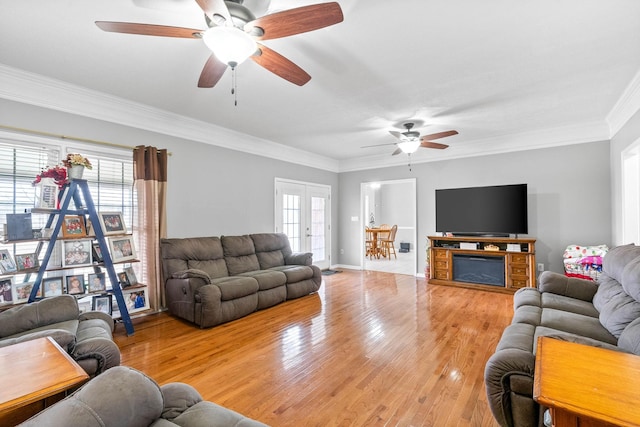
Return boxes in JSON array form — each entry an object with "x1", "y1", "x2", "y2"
[
  {"x1": 222, "y1": 235, "x2": 261, "y2": 275},
  {"x1": 532, "y1": 327, "x2": 620, "y2": 353},
  {"x1": 622, "y1": 255, "x2": 640, "y2": 302},
  {"x1": 541, "y1": 293, "x2": 600, "y2": 317},
  {"x1": 269, "y1": 265, "x2": 314, "y2": 283},
  {"x1": 161, "y1": 237, "x2": 228, "y2": 279},
  {"x1": 211, "y1": 276, "x2": 259, "y2": 301},
  {"x1": 602, "y1": 243, "x2": 640, "y2": 283},
  {"x1": 0, "y1": 295, "x2": 78, "y2": 338},
  {"x1": 239, "y1": 270, "x2": 287, "y2": 291},
  {"x1": 593, "y1": 274, "x2": 625, "y2": 312},
  {"x1": 598, "y1": 291, "x2": 640, "y2": 338},
  {"x1": 541, "y1": 308, "x2": 617, "y2": 344},
  {"x1": 618, "y1": 317, "x2": 640, "y2": 355},
  {"x1": 513, "y1": 287, "x2": 541, "y2": 310}
]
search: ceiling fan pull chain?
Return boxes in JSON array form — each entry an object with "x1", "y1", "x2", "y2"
[
  {"x1": 408, "y1": 153, "x2": 413, "y2": 171},
  {"x1": 231, "y1": 66, "x2": 238, "y2": 106}
]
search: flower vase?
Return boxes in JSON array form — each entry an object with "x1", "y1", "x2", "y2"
[{"x1": 67, "y1": 165, "x2": 85, "y2": 180}]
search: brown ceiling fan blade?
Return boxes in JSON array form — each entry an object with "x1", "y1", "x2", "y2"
[
  {"x1": 420, "y1": 141, "x2": 449, "y2": 150},
  {"x1": 251, "y1": 45, "x2": 311, "y2": 86},
  {"x1": 392, "y1": 148, "x2": 402, "y2": 156},
  {"x1": 198, "y1": 54, "x2": 227, "y2": 88},
  {"x1": 420, "y1": 130, "x2": 459, "y2": 141},
  {"x1": 194, "y1": 0, "x2": 231, "y2": 24},
  {"x1": 95, "y1": 22, "x2": 203, "y2": 38},
  {"x1": 245, "y1": 2, "x2": 344, "y2": 41}
]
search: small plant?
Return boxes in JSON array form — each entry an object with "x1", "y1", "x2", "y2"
[
  {"x1": 62, "y1": 153, "x2": 93, "y2": 169},
  {"x1": 32, "y1": 166, "x2": 67, "y2": 188}
]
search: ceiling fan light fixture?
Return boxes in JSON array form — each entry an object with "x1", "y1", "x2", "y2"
[
  {"x1": 203, "y1": 26, "x2": 257, "y2": 67},
  {"x1": 398, "y1": 140, "x2": 421, "y2": 154}
]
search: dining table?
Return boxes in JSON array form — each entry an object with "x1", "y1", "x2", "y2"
[{"x1": 366, "y1": 227, "x2": 390, "y2": 258}]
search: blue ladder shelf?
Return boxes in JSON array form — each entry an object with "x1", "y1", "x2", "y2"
[{"x1": 27, "y1": 179, "x2": 135, "y2": 336}]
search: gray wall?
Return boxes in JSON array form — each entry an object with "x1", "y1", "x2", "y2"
[
  {"x1": 377, "y1": 181, "x2": 415, "y2": 249},
  {"x1": 1, "y1": 98, "x2": 620, "y2": 276},
  {"x1": 1, "y1": 99, "x2": 340, "y2": 258},
  {"x1": 337, "y1": 141, "x2": 612, "y2": 276},
  {"x1": 611, "y1": 108, "x2": 640, "y2": 245}
]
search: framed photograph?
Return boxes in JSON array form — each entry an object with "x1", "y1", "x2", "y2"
[
  {"x1": 92, "y1": 242, "x2": 104, "y2": 263},
  {"x1": 62, "y1": 239, "x2": 93, "y2": 267},
  {"x1": 88, "y1": 272, "x2": 106, "y2": 293},
  {"x1": 109, "y1": 236, "x2": 136, "y2": 263},
  {"x1": 98, "y1": 212, "x2": 126, "y2": 236},
  {"x1": 0, "y1": 249, "x2": 17, "y2": 274},
  {"x1": 92, "y1": 295, "x2": 112, "y2": 315},
  {"x1": 118, "y1": 271, "x2": 130, "y2": 288},
  {"x1": 13, "y1": 281, "x2": 40, "y2": 303},
  {"x1": 124, "y1": 266, "x2": 138, "y2": 287},
  {"x1": 15, "y1": 253, "x2": 39, "y2": 271},
  {"x1": 66, "y1": 274, "x2": 85, "y2": 295},
  {"x1": 61, "y1": 215, "x2": 87, "y2": 238},
  {"x1": 34, "y1": 180, "x2": 59, "y2": 209},
  {"x1": 124, "y1": 288, "x2": 148, "y2": 313},
  {"x1": 0, "y1": 277, "x2": 13, "y2": 304},
  {"x1": 43, "y1": 276, "x2": 64, "y2": 297}
]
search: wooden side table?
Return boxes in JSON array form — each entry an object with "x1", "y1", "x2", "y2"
[
  {"x1": 0, "y1": 336, "x2": 89, "y2": 425},
  {"x1": 534, "y1": 336, "x2": 640, "y2": 427}
]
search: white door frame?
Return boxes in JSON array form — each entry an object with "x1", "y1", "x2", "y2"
[
  {"x1": 275, "y1": 178, "x2": 331, "y2": 270},
  {"x1": 360, "y1": 178, "x2": 418, "y2": 275}
]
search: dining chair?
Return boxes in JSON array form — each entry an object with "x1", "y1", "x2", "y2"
[
  {"x1": 380, "y1": 224, "x2": 398, "y2": 259},
  {"x1": 365, "y1": 228, "x2": 377, "y2": 259},
  {"x1": 377, "y1": 224, "x2": 391, "y2": 257}
]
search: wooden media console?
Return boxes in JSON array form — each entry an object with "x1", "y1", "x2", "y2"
[{"x1": 428, "y1": 236, "x2": 536, "y2": 293}]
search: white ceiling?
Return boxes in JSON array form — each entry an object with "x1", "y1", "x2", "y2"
[{"x1": 1, "y1": 0, "x2": 640, "y2": 171}]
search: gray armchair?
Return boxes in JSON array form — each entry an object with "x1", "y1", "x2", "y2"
[
  {"x1": 0, "y1": 294, "x2": 120, "y2": 376},
  {"x1": 19, "y1": 366, "x2": 269, "y2": 426}
]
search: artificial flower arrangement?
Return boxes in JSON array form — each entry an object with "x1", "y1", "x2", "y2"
[
  {"x1": 62, "y1": 153, "x2": 93, "y2": 169},
  {"x1": 32, "y1": 165, "x2": 67, "y2": 189}
]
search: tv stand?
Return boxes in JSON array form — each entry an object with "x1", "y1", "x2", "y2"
[{"x1": 428, "y1": 236, "x2": 536, "y2": 293}]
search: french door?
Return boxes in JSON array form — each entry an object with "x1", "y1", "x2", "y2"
[{"x1": 275, "y1": 179, "x2": 331, "y2": 270}]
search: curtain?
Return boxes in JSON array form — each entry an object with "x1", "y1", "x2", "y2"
[{"x1": 133, "y1": 146, "x2": 168, "y2": 311}]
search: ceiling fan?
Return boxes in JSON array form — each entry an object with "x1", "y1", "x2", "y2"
[
  {"x1": 362, "y1": 123, "x2": 459, "y2": 156},
  {"x1": 95, "y1": 0, "x2": 343, "y2": 88}
]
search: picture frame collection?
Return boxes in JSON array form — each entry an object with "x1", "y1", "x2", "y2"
[{"x1": 1, "y1": 210, "x2": 141, "y2": 312}]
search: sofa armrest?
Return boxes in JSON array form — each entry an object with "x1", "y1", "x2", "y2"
[
  {"x1": 538, "y1": 271, "x2": 598, "y2": 301},
  {"x1": 484, "y1": 348, "x2": 537, "y2": 427},
  {"x1": 285, "y1": 252, "x2": 312, "y2": 266},
  {"x1": 171, "y1": 269, "x2": 212, "y2": 284},
  {"x1": 160, "y1": 382, "x2": 203, "y2": 420},
  {"x1": 72, "y1": 336, "x2": 121, "y2": 375},
  {"x1": 79, "y1": 311, "x2": 115, "y2": 332}
]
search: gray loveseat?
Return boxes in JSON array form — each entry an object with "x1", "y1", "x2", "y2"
[
  {"x1": 20, "y1": 365, "x2": 268, "y2": 426},
  {"x1": 161, "y1": 233, "x2": 322, "y2": 328},
  {"x1": 485, "y1": 243, "x2": 640, "y2": 427},
  {"x1": 0, "y1": 294, "x2": 120, "y2": 377}
]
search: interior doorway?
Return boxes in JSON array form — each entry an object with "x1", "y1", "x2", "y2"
[
  {"x1": 361, "y1": 179, "x2": 417, "y2": 275},
  {"x1": 275, "y1": 178, "x2": 331, "y2": 270}
]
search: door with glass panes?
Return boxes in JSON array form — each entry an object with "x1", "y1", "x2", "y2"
[{"x1": 275, "y1": 179, "x2": 330, "y2": 270}]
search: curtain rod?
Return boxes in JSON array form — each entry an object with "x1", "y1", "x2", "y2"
[{"x1": 0, "y1": 124, "x2": 172, "y2": 155}]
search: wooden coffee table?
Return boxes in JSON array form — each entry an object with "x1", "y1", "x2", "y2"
[
  {"x1": 534, "y1": 336, "x2": 640, "y2": 427},
  {"x1": 0, "y1": 336, "x2": 89, "y2": 425}
]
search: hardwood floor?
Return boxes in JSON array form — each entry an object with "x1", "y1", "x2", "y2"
[{"x1": 113, "y1": 270, "x2": 513, "y2": 427}]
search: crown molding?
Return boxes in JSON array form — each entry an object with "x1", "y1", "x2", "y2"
[
  {"x1": 338, "y1": 121, "x2": 610, "y2": 172},
  {"x1": 0, "y1": 64, "x2": 622, "y2": 175},
  {"x1": 0, "y1": 64, "x2": 340, "y2": 173},
  {"x1": 607, "y1": 68, "x2": 640, "y2": 137}
]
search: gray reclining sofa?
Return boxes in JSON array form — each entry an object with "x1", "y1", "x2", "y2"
[
  {"x1": 161, "y1": 233, "x2": 322, "y2": 328},
  {"x1": 485, "y1": 243, "x2": 640, "y2": 427},
  {"x1": 0, "y1": 294, "x2": 120, "y2": 377}
]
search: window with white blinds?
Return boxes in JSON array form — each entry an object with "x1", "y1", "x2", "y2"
[{"x1": 0, "y1": 141, "x2": 134, "y2": 255}]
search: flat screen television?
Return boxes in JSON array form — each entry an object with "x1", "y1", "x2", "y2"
[{"x1": 435, "y1": 184, "x2": 528, "y2": 236}]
